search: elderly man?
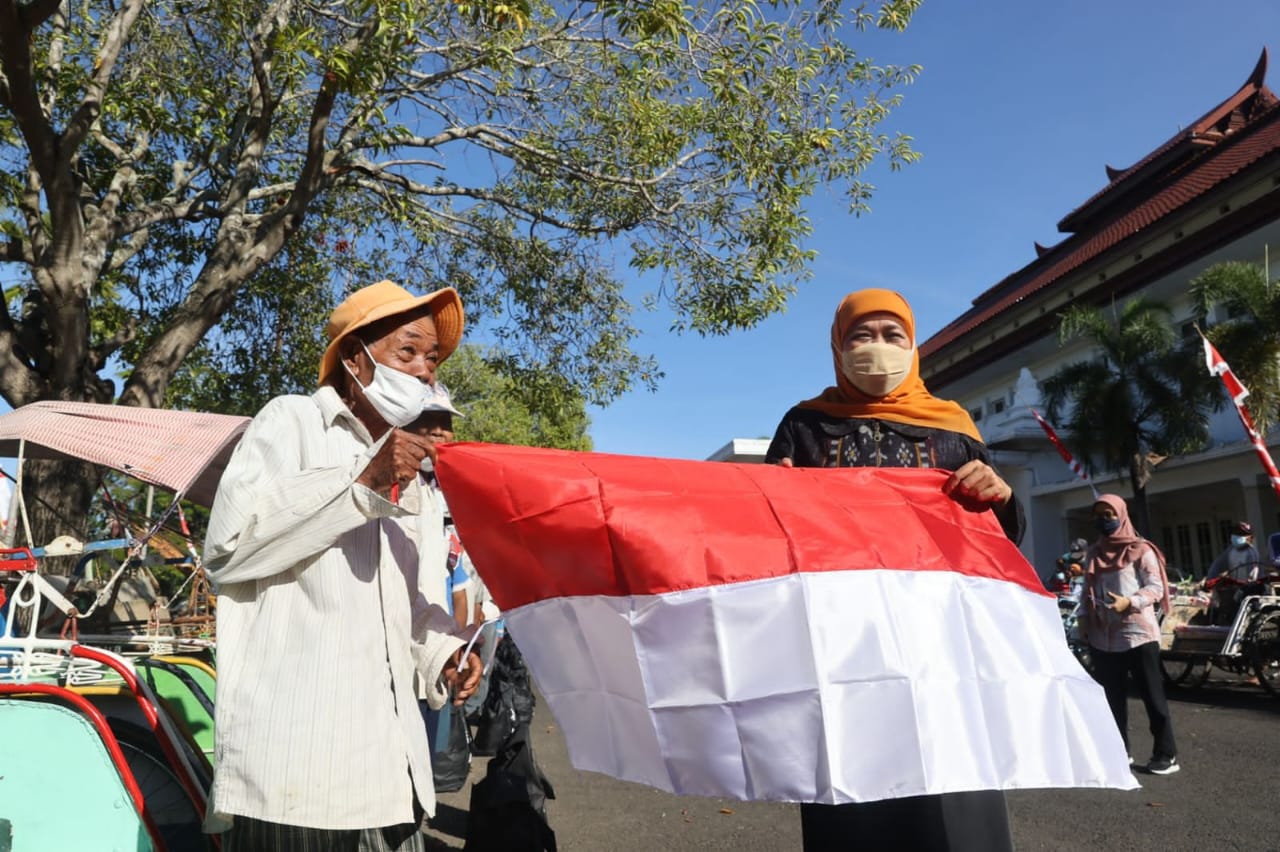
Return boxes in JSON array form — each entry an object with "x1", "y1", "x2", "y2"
[{"x1": 204, "y1": 280, "x2": 482, "y2": 852}]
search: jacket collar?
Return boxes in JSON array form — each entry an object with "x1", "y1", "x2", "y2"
[{"x1": 314, "y1": 385, "x2": 378, "y2": 445}]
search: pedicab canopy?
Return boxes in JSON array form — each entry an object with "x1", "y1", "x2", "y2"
[{"x1": 0, "y1": 401, "x2": 250, "y2": 507}]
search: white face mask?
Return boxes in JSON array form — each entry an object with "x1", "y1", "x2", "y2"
[
  {"x1": 840, "y1": 342, "x2": 914, "y2": 397},
  {"x1": 344, "y1": 342, "x2": 428, "y2": 428}
]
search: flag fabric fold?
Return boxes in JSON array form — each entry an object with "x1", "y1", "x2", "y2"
[
  {"x1": 436, "y1": 442, "x2": 1136, "y2": 804},
  {"x1": 1201, "y1": 333, "x2": 1280, "y2": 497}
]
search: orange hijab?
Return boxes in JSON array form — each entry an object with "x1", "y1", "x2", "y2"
[{"x1": 797, "y1": 289, "x2": 983, "y2": 441}]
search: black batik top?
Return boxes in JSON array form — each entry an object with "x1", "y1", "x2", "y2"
[{"x1": 764, "y1": 406, "x2": 1025, "y2": 543}]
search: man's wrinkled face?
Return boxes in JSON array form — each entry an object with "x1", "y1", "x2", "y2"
[{"x1": 344, "y1": 311, "x2": 440, "y2": 388}]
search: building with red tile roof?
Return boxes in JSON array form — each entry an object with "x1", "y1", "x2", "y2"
[{"x1": 922, "y1": 49, "x2": 1280, "y2": 579}]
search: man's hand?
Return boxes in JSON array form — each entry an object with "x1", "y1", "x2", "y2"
[
  {"x1": 942, "y1": 460, "x2": 1013, "y2": 511},
  {"x1": 441, "y1": 648, "x2": 483, "y2": 704},
  {"x1": 774, "y1": 457, "x2": 794, "y2": 468},
  {"x1": 356, "y1": 429, "x2": 438, "y2": 495}
]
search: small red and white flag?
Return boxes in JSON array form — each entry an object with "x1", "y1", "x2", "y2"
[
  {"x1": 1201, "y1": 332, "x2": 1280, "y2": 497},
  {"x1": 436, "y1": 443, "x2": 1135, "y2": 804},
  {"x1": 1030, "y1": 408, "x2": 1098, "y2": 497}
]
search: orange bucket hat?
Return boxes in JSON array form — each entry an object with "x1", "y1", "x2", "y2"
[{"x1": 318, "y1": 280, "x2": 464, "y2": 384}]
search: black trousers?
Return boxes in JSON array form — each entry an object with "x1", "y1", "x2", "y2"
[
  {"x1": 1090, "y1": 640, "x2": 1177, "y2": 761},
  {"x1": 800, "y1": 790, "x2": 1013, "y2": 852}
]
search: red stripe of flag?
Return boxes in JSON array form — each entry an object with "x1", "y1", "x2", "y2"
[
  {"x1": 436, "y1": 443, "x2": 1047, "y2": 611},
  {"x1": 1201, "y1": 333, "x2": 1280, "y2": 496}
]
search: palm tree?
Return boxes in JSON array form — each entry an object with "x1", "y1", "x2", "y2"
[
  {"x1": 1189, "y1": 260, "x2": 1280, "y2": 435},
  {"x1": 1041, "y1": 297, "x2": 1220, "y2": 536}
]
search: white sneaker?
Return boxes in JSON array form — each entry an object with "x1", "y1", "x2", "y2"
[{"x1": 1147, "y1": 756, "x2": 1180, "y2": 775}]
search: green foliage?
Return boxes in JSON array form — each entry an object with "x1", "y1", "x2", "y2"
[
  {"x1": 1, "y1": 0, "x2": 922, "y2": 415},
  {"x1": 150, "y1": 561, "x2": 191, "y2": 599},
  {"x1": 1, "y1": 0, "x2": 921, "y2": 537},
  {"x1": 1041, "y1": 297, "x2": 1220, "y2": 532},
  {"x1": 1189, "y1": 260, "x2": 1280, "y2": 435},
  {"x1": 439, "y1": 344, "x2": 592, "y2": 450}
]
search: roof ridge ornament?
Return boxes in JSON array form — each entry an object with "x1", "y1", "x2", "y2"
[{"x1": 1246, "y1": 46, "x2": 1268, "y2": 90}]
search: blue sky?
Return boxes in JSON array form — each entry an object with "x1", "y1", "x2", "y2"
[{"x1": 584, "y1": 0, "x2": 1280, "y2": 460}]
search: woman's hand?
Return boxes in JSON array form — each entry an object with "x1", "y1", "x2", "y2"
[
  {"x1": 942, "y1": 460, "x2": 1012, "y2": 510},
  {"x1": 1106, "y1": 591, "x2": 1131, "y2": 614}
]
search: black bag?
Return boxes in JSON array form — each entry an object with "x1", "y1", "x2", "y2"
[
  {"x1": 432, "y1": 703, "x2": 472, "y2": 793},
  {"x1": 463, "y1": 724, "x2": 557, "y2": 852},
  {"x1": 472, "y1": 638, "x2": 536, "y2": 757},
  {"x1": 471, "y1": 698, "x2": 517, "y2": 758}
]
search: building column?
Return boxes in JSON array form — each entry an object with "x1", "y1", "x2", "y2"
[
  {"x1": 1242, "y1": 478, "x2": 1268, "y2": 558},
  {"x1": 1006, "y1": 464, "x2": 1036, "y2": 561}
]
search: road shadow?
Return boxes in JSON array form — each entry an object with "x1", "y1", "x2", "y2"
[
  {"x1": 1163, "y1": 679, "x2": 1280, "y2": 714},
  {"x1": 426, "y1": 803, "x2": 469, "y2": 840}
]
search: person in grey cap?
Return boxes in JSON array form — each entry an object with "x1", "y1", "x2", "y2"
[
  {"x1": 1207, "y1": 521, "x2": 1260, "y2": 583},
  {"x1": 1205, "y1": 521, "x2": 1262, "y2": 627}
]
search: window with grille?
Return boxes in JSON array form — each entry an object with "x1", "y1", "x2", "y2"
[
  {"x1": 1176, "y1": 524, "x2": 1193, "y2": 577},
  {"x1": 1196, "y1": 522, "x2": 1214, "y2": 578}
]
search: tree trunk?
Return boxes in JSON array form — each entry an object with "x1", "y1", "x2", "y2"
[
  {"x1": 1128, "y1": 459, "x2": 1153, "y2": 538},
  {"x1": 8, "y1": 458, "x2": 99, "y2": 571}
]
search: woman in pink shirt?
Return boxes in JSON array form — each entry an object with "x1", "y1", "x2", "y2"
[{"x1": 1083, "y1": 494, "x2": 1179, "y2": 775}]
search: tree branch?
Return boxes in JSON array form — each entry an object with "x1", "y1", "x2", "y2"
[
  {"x1": 112, "y1": 191, "x2": 220, "y2": 238},
  {"x1": 15, "y1": 0, "x2": 60, "y2": 29},
  {"x1": 82, "y1": 130, "x2": 148, "y2": 280},
  {"x1": 89, "y1": 320, "x2": 139, "y2": 370},
  {"x1": 62, "y1": 0, "x2": 146, "y2": 153},
  {"x1": 106, "y1": 227, "x2": 149, "y2": 273},
  {"x1": 2, "y1": 236, "x2": 31, "y2": 263},
  {"x1": 0, "y1": 0, "x2": 59, "y2": 179}
]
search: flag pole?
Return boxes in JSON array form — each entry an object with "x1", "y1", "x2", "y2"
[
  {"x1": 1030, "y1": 408, "x2": 1100, "y2": 500},
  {"x1": 1199, "y1": 328, "x2": 1280, "y2": 500}
]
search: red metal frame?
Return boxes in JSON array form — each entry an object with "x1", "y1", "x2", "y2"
[
  {"x1": 0, "y1": 547, "x2": 38, "y2": 572},
  {"x1": 73, "y1": 644, "x2": 210, "y2": 826},
  {"x1": 0, "y1": 682, "x2": 167, "y2": 851}
]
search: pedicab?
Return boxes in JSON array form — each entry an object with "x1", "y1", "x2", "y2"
[
  {"x1": 0, "y1": 401, "x2": 249, "y2": 850},
  {"x1": 1157, "y1": 563, "x2": 1280, "y2": 696}
]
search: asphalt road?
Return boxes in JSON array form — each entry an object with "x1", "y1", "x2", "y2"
[{"x1": 423, "y1": 673, "x2": 1280, "y2": 852}]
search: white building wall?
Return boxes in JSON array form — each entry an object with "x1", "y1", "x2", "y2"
[{"x1": 931, "y1": 219, "x2": 1280, "y2": 579}]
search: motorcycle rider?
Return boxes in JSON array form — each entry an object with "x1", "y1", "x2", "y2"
[
  {"x1": 1206, "y1": 521, "x2": 1260, "y2": 583},
  {"x1": 1204, "y1": 521, "x2": 1261, "y2": 625}
]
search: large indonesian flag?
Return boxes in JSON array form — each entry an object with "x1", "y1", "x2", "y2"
[{"x1": 436, "y1": 443, "x2": 1136, "y2": 803}]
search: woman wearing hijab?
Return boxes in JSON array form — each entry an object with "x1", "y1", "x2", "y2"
[
  {"x1": 766, "y1": 288, "x2": 1022, "y2": 852},
  {"x1": 1083, "y1": 494, "x2": 1179, "y2": 775}
]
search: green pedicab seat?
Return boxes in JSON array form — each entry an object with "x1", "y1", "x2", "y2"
[
  {"x1": 135, "y1": 657, "x2": 215, "y2": 766},
  {"x1": 0, "y1": 693, "x2": 158, "y2": 851}
]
